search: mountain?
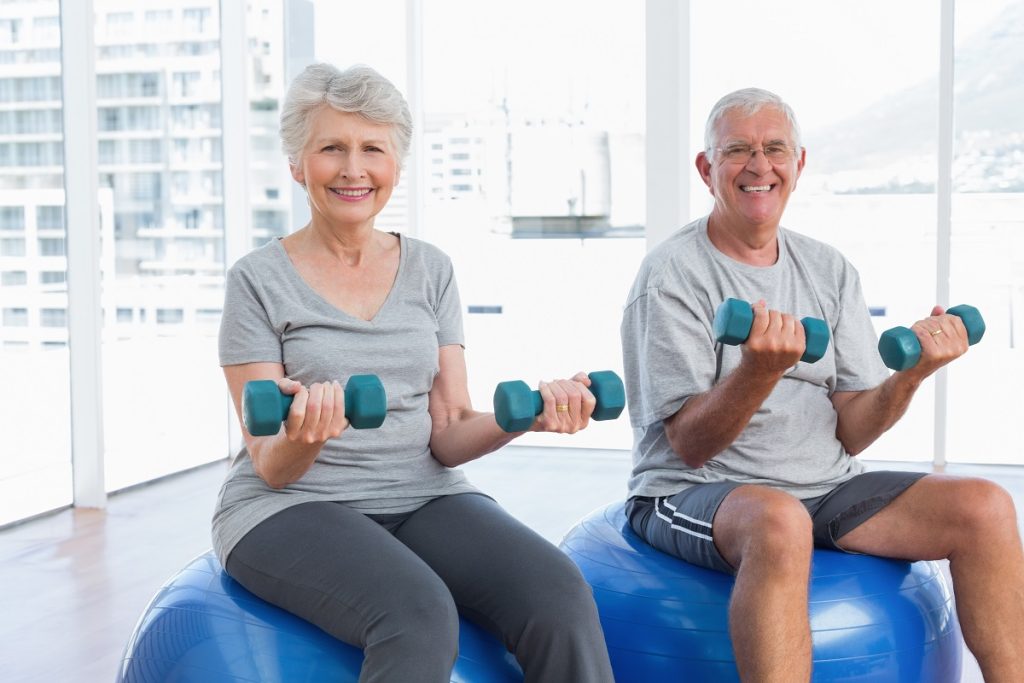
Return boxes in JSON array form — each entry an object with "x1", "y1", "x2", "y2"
[{"x1": 804, "y1": 2, "x2": 1024, "y2": 192}]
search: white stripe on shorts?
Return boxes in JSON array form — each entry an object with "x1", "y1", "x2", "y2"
[{"x1": 655, "y1": 497, "x2": 713, "y2": 541}]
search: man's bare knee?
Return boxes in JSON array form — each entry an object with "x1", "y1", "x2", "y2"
[
  {"x1": 717, "y1": 487, "x2": 812, "y2": 568},
  {"x1": 953, "y1": 478, "x2": 1017, "y2": 537}
]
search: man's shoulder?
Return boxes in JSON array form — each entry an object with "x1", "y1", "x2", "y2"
[
  {"x1": 640, "y1": 218, "x2": 705, "y2": 276},
  {"x1": 781, "y1": 227, "x2": 851, "y2": 269}
]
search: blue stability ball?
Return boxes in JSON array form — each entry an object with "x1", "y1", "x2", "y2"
[
  {"x1": 560, "y1": 503, "x2": 963, "y2": 683},
  {"x1": 117, "y1": 551, "x2": 523, "y2": 683}
]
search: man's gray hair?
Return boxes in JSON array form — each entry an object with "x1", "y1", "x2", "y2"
[
  {"x1": 704, "y1": 87, "x2": 802, "y2": 156},
  {"x1": 280, "y1": 63, "x2": 412, "y2": 165}
]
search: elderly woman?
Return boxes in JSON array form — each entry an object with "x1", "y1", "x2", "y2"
[{"x1": 212, "y1": 63, "x2": 614, "y2": 682}]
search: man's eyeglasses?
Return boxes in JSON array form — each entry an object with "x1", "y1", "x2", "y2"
[{"x1": 713, "y1": 143, "x2": 796, "y2": 165}]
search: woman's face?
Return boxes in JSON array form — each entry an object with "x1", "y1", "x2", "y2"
[{"x1": 291, "y1": 106, "x2": 401, "y2": 230}]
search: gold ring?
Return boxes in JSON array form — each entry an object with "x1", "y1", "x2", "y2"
[
  {"x1": 555, "y1": 404, "x2": 569, "y2": 413},
  {"x1": 931, "y1": 328, "x2": 944, "y2": 336}
]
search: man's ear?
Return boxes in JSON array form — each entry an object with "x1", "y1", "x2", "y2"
[{"x1": 695, "y1": 152, "x2": 714, "y2": 193}]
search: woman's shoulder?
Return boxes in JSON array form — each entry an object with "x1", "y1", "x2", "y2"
[
  {"x1": 228, "y1": 238, "x2": 287, "y2": 277},
  {"x1": 398, "y1": 232, "x2": 454, "y2": 271}
]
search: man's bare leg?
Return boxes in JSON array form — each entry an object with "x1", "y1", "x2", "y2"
[
  {"x1": 838, "y1": 475, "x2": 1024, "y2": 683},
  {"x1": 714, "y1": 485, "x2": 814, "y2": 683}
]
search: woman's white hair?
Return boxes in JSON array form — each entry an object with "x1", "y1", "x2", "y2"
[
  {"x1": 280, "y1": 63, "x2": 412, "y2": 165},
  {"x1": 704, "y1": 87, "x2": 802, "y2": 157}
]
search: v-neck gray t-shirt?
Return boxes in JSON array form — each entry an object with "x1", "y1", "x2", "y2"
[
  {"x1": 620, "y1": 216, "x2": 890, "y2": 501},
  {"x1": 212, "y1": 233, "x2": 479, "y2": 566}
]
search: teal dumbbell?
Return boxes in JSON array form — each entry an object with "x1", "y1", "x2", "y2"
[
  {"x1": 493, "y1": 370, "x2": 626, "y2": 433},
  {"x1": 713, "y1": 297, "x2": 830, "y2": 364},
  {"x1": 242, "y1": 375, "x2": 387, "y2": 436},
  {"x1": 877, "y1": 304, "x2": 985, "y2": 371}
]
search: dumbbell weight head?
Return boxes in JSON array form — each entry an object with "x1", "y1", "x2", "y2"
[
  {"x1": 946, "y1": 304, "x2": 986, "y2": 345},
  {"x1": 713, "y1": 298, "x2": 755, "y2": 346},
  {"x1": 800, "y1": 317, "x2": 831, "y2": 364},
  {"x1": 243, "y1": 380, "x2": 291, "y2": 437},
  {"x1": 588, "y1": 370, "x2": 626, "y2": 421},
  {"x1": 877, "y1": 326, "x2": 921, "y2": 372},
  {"x1": 344, "y1": 375, "x2": 388, "y2": 429}
]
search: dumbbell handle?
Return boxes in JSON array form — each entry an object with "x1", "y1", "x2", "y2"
[
  {"x1": 713, "y1": 298, "x2": 830, "y2": 364},
  {"x1": 877, "y1": 304, "x2": 985, "y2": 371}
]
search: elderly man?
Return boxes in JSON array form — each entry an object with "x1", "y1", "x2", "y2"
[{"x1": 620, "y1": 87, "x2": 1024, "y2": 682}]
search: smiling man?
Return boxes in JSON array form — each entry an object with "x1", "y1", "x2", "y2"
[{"x1": 619, "y1": 88, "x2": 1024, "y2": 682}]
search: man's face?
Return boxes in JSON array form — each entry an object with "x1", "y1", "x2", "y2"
[{"x1": 696, "y1": 107, "x2": 805, "y2": 232}]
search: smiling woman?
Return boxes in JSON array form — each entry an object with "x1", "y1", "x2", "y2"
[
  {"x1": 210, "y1": 62, "x2": 616, "y2": 683},
  {"x1": 291, "y1": 108, "x2": 401, "y2": 236}
]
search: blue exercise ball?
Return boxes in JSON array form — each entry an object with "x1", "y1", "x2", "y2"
[
  {"x1": 116, "y1": 550, "x2": 523, "y2": 683},
  {"x1": 560, "y1": 502, "x2": 962, "y2": 682}
]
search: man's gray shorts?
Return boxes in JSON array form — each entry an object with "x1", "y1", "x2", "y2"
[{"x1": 626, "y1": 470, "x2": 928, "y2": 575}]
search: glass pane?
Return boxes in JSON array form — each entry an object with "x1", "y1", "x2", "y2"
[
  {"x1": 948, "y1": 0, "x2": 1024, "y2": 465},
  {"x1": 95, "y1": 1, "x2": 228, "y2": 490},
  {"x1": 691, "y1": 0, "x2": 940, "y2": 461},
  {"x1": 418, "y1": 0, "x2": 645, "y2": 450},
  {"x1": 0, "y1": 0, "x2": 72, "y2": 524},
  {"x1": 248, "y1": 0, "x2": 291, "y2": 248},
  {"x1": 313, "y1": 0, "x2": 644, "y2": 449}
]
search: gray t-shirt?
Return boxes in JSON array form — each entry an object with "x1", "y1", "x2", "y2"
[
  {"x1": 212, "y1": 233, "x2": 479, "y2": 566},
  {"x1": 621, "y1": 216, "x2": 889, "y2": 500}
]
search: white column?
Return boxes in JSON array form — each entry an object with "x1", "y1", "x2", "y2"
[
  {"x1": 61, "y1": 0, "x2": 106, "y2": 508},
  {"x1": 644, "y1": 0, "x2": 690, "y2": 252},
  {"x1": 404, "y1": 0, "x2": 424, "y2": 238},
  {"x1": 934, "y1": 0, "x2": 956, "y2": 468},
  {"x1": 219, "y1": 0, "x2": 252, "y2": 458},
  {"x1": 285, "y1": 0, "x2": 315, "y2": 230}
]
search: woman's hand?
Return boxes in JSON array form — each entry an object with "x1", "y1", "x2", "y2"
[
  {"x1": 531, "y1": 371, "x2": 598, "y2": 434},
  {"x1": 278, "y1": 378, "x2": 349, "y2": 445}
]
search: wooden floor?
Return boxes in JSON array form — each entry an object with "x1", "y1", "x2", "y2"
[{"x1": 1, "y1": 448, "x2": 1021, "y2": 682}]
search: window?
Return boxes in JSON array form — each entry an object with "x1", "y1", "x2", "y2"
[
  {"x1": 2, "y1": 308, "x2": 29, "y2": 326},
  {"x1": 1, "y1": 237, "x2": 26, "y2": 256},
  {"x1": 38, "y1": 237, "x2": 65, "y2": 256},
  {"x1": 37, "y1": 205, "x2": 63, "y2": 230},
  {"x1": 40, "y1": 308, "x2": 66, "y2": 327},
  {"x1": 40, "y1": 271, "x2": 65, "y2": 284},
  {"x1": 413, "y1": 0, "x2": 644, "y2": 449},
  {"x1": 0, "y1": 2, "x2": 70, "y2": 526},
  {"x1": 156, "y1": 308, "x2": 184, "y2": 324},
  {"x1": 946, "y1": 0, "x2": 1024, "y2": 465},
  {"x1": 2, "y1": 271, "x2": 27, "y2": 285},
  {"x1": 0, "y1": 205, "x2": 23, "y2": 229},
  {"x1": 95, "y1": 0, "x2": 228, "y2": 493}
]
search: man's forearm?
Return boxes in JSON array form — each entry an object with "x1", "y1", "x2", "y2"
[
  {"x1": 834, "y1": 373, "x2": 923, "y2": 455},
  {"x1": 664, "y1": 364, "x2": 783, "y2": 468}
]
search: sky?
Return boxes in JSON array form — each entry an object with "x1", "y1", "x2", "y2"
[{"x1": 314, "y1": 0, "x2": 1017, "y2": 134}]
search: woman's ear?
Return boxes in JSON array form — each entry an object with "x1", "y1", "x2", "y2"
[{"x1": 289, "y1": 162, "x2": 305, "y2": 186}]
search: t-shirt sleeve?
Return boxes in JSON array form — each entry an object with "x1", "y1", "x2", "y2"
[
  {"x1": 621, "y1": 285, "x2": 717, "y2": 428},
  {"x1": 832, "y1": 264, "x2": 889, "y2": 392},
  {"x1": 435, "y1": 259, "x2": 465, "y2": 348},
  {"x1": 218, "y1": 262, "x2": 282, "y2": 367}
]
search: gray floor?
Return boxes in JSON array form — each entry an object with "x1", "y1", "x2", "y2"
[{"x1": 3, "y1": 445, "x2": 1017, "y2": 682}]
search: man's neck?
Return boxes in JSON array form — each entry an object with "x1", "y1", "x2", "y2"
[{"x1": 706, "y1": 213, "x2": 780, "y2": 267}]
